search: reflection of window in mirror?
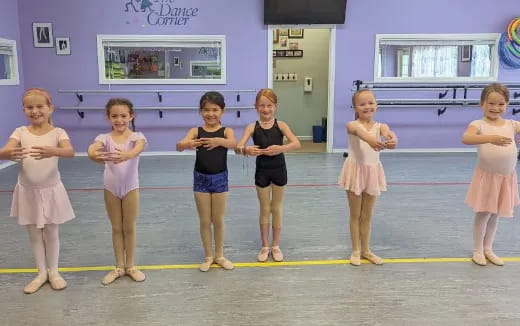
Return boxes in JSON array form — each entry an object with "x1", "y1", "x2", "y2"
[
  {"x1": 374, "y1": 34, "x2": 499, "y2": 82},
  {"x1": 97, "y1": 35, "x2": 226, "y2": 84},
  {"x1": 0, "y1": 38, "x2": 19, "y2": 85}
]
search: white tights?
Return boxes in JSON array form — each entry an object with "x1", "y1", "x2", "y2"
[
  {"x1": 27, "y1": 224, "x2": 60, "y2": 277},
  {"x1": 473, "y1": 212, "x2": 499, "y2": 253}
]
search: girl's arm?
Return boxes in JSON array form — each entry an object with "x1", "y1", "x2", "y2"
[
  {"x1": 0, "y1": 138, "x2": 25, "y2": 161},
  {"x1": 199, "y1": 127, "x2": 237, "y2": 150},
  {"x1": 347, "y1": 122, "x2": 385, "y2": 151},
  {"x1": 176, "y1": 128, "x2": 201, "y2": 152},
  {"x1": 380, "y1": 123, "x2": 398, "y2": 149},
  {"x1": 110, "y1": 139, "x2": 146, "y2": 163},
  {"x1": 462, "y1": 124, "x2": 511, "y2": 146},
  {"x1": 87, "y1": 141, "x2": 108, "y2": 163},
  {"x1": 235, "y1": 123, "x2": 261, "y2": 156},
  {"x1": 30, "y1": 139, "x2": 74, "y2": 159},
  {"x1": 262, "y1": 121, "x2": 301, "y2": 156}
]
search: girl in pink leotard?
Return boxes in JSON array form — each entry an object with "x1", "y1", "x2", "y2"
[
  {"x1": 462, "y1": 83, "x2": 520, "y2": 267},
  {"x1": 87, "y1": 98, "x2": 147, "y2": 284},
  {"x1": 0, "y1": 88, "x2": 74, "y2": 294}
]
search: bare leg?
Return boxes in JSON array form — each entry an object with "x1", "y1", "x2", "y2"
[
  {"x1": 347, "y1": 191, "x2": 362, "y2": 265},
  {"x1": 256, "y1": 186, "x2": 272, "y2": 261}
]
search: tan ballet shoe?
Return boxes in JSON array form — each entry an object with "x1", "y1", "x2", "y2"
[
  {"x1": 271, "y1": 246, "x2": 284, "y2": 262},
  {"x1": 350, "y1": 251, "x2": 361, "y2": 266},
  {"x1": 472, "y1": 251, "x2": 487, "y2": 266},
  {"x1": 102, "y1": 267, "x2": 126, "y2": 285},
  {"x1": 362, "y1": 250, "x2": 383, "y2": 265},
  {"x1": 23, "y1": 275, "x2": 48, "y2": 294},
  {"x1": 199, "y1": 257, "x2": 214, "y2": 272},
  {"x1": 215, "y1": 257, "x2": 234, "y2": 270},
  {"x1": 126, "y1": 267, "x2": 146, "y2": 282},
  {"x1": 257, "y1": 247, "x2": 270, "y2": 262},
  {"x1": 484, "y1": 250, "x2": 504, "y2": 266},
  {"x1": 48, "y1": 273, "x2": 67, "y2": 290}
]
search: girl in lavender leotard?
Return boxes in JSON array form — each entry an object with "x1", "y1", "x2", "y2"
[{"x1": 88, "y1": 98, "x2": 147, "y2": 284}]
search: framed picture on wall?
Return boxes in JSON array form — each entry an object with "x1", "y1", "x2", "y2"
[
  {"x1": 279, "y1": 29, "x2": 289, "y2": 37},
  {"x1": 460, "y1": 45, "x2": 472, "y2": 62},
  {"x1": 32, "y1": 22, "x2": 54, "y2": 48},
  {"x1": 173, "y1": 56, "x2": 180, "y2": 66},
  {"x1": 273, "y1": 29, "x2": 279, "y2": 43},
  {"x1": 55, "y1": 37, "x2": 71, "y2": 55},
  {"x1": 279, "y1": 36, "x2": 288, "y2": 48},
  {"x1": 288, "y1": 28, "x2": 304, "y2": 38},
  {"x1": 293, "y1": 50, "x2": 303, "y2": 57}
]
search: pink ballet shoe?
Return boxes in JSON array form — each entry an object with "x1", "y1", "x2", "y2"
[
  {"x1": 102, "y1": 267, "x2": 125, "y2": 285},
  {"x1": 484, "y1": 250, "x2": 504, "y2": 266},
  {"x1": 23, "y1": 274, "x2": 48, "y2": 294},
  {"x1": 362, "y1": 250, "x2": 383, "y2": 265},
  {"x1": 48, "y1": 272, "x2": 67, "y2": 291},
  {"x1": 215, "y1": 257, "x2": 234, "y2": 270},
  {"x1": 257, "y1": 247, "x2": 270, "y2": 262},
  {"x1": 199, "y1": 257, "x2": 214, "y2": 272},
  {"x1": 472, "y1": 251, "x2": 486, "y2": 266},
  {"x1": 350, "y1": 251, "x2": 361, "y2": 266},
  {"x1": 125, "y1": 267, "x2": 146, "y2": 282},
  {"x1": 271, "y1": 246, "x2": 284, "y2": 262}
]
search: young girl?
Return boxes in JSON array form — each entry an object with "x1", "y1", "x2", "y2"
[
  {"x1": 338, "y1": 89, "x2": 397, "y2": 266},
  {"x1": 87, "y1": 98, "x2": 147, "y2": 284},
  {"x1": 0, "y1": 88, "x2": 75, "y2": 294},
  {"x1": 236, "y1": 88, "x2": 301, "y2": 262},
  {"x1": 176, "y1": 91, "x2": 236, "y2": 271},
  {"x1": 462, "y1": 83, "x2": 519, "y2": 266}
]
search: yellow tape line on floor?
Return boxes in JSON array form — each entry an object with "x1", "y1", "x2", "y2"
[{"x1": 2, "y1": 257, "x2": 520, "y2": 273}]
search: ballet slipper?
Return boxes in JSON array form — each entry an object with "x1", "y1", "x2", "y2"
[
  {"x1": 472, "y1": 251, "x2": 487, "y2": 266},
  {"x1": 102, "y1": 267, "x2": 126, "y2": 285},
  {"x1": 48, "y1": 272, "x2": 67, "y2": 290},
  {"x1": 199, "y1": 257, "x2": 214, "y2": 272},
  {"x1": 271, "y1": 246, "x2": 284, "y2": 262},
  {"x1": 215, "y1": 257, "x2": 234, "y2": 270},
  {"x1": 23, "y1": 274, "x2": 48, "y2": 294},
  {"x1": 484, "y1": 250, "x2": 504, "y2": 266},
  {"x1": 350, "y1": 251, "x2": 361, "y2": 266},
  {"x1": 125, "y1": 267, "x2": 146, "y2": 282},
  {"x1": 362, "y1": 250, "x2": 383, "y2": 265},
  {"x1": 257, "y1": 247, "x2": 270, "y2": 262}
]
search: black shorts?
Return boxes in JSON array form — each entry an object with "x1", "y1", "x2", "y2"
[{"x1": 255, "y1": 166, "x2": 287, "y2": 188}]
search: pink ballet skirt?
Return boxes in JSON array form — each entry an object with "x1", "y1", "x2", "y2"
[
  {"x1": 465, "y1": 166, "x2": 519, "y2": 218},
  {"x1": 338, "y1": 121, "x2": 387, "y2": 196},
  {"x1": 338, "y1": 159, "x2": 386, "y2": 196},
  {"x1": 11, "y1": 181, "x2": 75, "y2": 228}
]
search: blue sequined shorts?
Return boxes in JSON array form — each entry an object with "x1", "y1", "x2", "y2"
[{"x1": 193, "y1": 170, "x2": 229, "y2": 193}]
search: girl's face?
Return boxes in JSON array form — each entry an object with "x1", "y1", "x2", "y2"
[
  {"x1": 256, "y1": 95, "x2": 276, "y2": 121},
  {"x1": 23, "y1": 94, "x2": 53, "y2": 126},
  {"x1": 108, "y1": 105, "x2": 134, "y2": 132},
  {"x1": 481, "y1": 91, "x2": 507, "y2": 121},
  {"x1": 200, "y1": 101, "x2": 223, "y2": 127},
  {"x1": 353, "y1": 91, "x2": 377, "y2": 120}
]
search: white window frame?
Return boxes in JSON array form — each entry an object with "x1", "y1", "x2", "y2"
[
  {"x1": 0, "y1": 38, "x2": 20, "y2": 86},
  {"x1": 97, "y1": 34, "x2": 226, "y2": 85},
  {"x1": 374, "y1": 33, "x2": 500, "y2": 83}
]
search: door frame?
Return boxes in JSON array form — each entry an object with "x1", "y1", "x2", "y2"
[{"x1": 267, "y1": 25, "x2": 336, "y2": 153}]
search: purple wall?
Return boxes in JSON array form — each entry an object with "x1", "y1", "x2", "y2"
[
  {"x1": 334, "y1": 0, "x2": 520, "y2": 149},
  {"x1": 0, "y1": 0, "x2": 25, "y2": 150},
  {"x1": 12, "y1": 0, "x2": 520, "y2": 151}
]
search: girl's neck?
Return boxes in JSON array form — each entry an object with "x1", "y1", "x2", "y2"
[
  {"x1": 203, "y1": 122, "x2": 222, "y2": 131},
  {"x1": 259, "y1": 118, "x2": 275, "y2": 125},
  {"x1": 111, "y1": 128, "x2": 132, "y2": 137},
  {"x1": 356, "y1": 117, "x2": 374, "y2": 125},
  {"x1": 28, "y1": 122, "x2": 53, "y2": 134},
  {"x1": 483, "y1": 116, "x2": 505, "y2": 125}
]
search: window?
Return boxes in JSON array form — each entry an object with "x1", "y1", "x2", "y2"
[
  {"x1": 374, "y1": 34, "x2": 500, "y2": 82},
  {"x1": 97, "y1": 35, "x2": 226, "y2": 85},
  {"x1": 0, "y1": 38, "x2": 20, "y2": 86}
]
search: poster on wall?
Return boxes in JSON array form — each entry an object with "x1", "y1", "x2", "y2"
[
  {"x1": 123, "y1": 0, "x2": 200, "y2": 27},
  {"x1": 32, "y1": 22, "x2": 54, "y2": 48},
  {"x1": 55, "y1": 37, "x2": 71, "y2": 55}
]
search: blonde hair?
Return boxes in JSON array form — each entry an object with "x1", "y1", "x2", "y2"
[
  {"x1": 255, "y1": 88, "x2": 278, "y2": 106},
  {"x1": 480, "y1": 83, "x2": 509, "y2": 103},
  {"x1": 352, "y1": 89, "x2": 374, "y2": 107},
  {"x1": 22, "y1": 88, "x2": 54, "y2": 125}
]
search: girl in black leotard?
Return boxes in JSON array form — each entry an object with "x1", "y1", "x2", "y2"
[{"x1": 236, "y1": 89, "x2": 301, "y2": 262}]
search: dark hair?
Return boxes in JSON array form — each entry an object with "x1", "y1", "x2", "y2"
[
  {"x1": 105, "y1": 98, "x2": 136, "y2": 131},
  {"x1": 481, "y1": 83, "x2": 509, "y2": 104},
  {"x1": 199, "y1": 91, "x2": 225, "y2": 111}
]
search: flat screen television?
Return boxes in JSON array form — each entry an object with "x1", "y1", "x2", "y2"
[{"x1": 264, "y1": 0, "x2": 347, "y2": 25}]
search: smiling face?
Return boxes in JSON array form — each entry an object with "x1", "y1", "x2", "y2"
[
  {"x1": 108, "y1": 104, "x2": 134, "y2": 133},
  {"x1": 256, "y1": 95, "x2": 277, "y2": 121},
  {"x1": 23, "y1": 94, "x2": 53, "y2": 126},
  {"x1": 200, "y1": 101, "x2": 224, "y2": 127},
  {"x1": 353, "y1": 90, "x2": 377, "y2": 121},
  {"x1": 481, "y1": 91, "x2": 508, "y2": 121}
]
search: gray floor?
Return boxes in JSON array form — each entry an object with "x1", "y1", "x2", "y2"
[{"x1": 1, "y1": 153, "x2": 520, "y2": 325}]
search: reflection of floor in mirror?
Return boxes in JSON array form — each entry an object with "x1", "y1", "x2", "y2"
[{"x1": 291, "y1": 140, "x2": 327, "y2": 153}]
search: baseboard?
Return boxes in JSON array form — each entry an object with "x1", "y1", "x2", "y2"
[{"x1": 332, "y1": 148, "x2": 477, "y2": 153}]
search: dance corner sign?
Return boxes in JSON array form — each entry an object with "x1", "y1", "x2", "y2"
[{"x1": 123, "y1": 0, "x2": 199, "y2": 26}]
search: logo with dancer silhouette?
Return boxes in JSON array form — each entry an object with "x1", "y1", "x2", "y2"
[{"x1": 123, "y1": 0, "x2": 199, "y2": 26}]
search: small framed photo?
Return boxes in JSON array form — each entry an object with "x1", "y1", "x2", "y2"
[
  {"x1": 55, "y1": 37, "x2": 71, "y2": 55},
  {"x1": 276, "y1": 50, "x2": 285, "y2": 57},
  {"x1": 289, "y1": 42, "x2": 299, "y2": 50},
  {"x1": 288, "y1": 28, "x2": 304, "y2": 39},
  {"x1": 273, "y1": 29, "x2": 279, "y2": 44},
  {"x1": 32, "y1": 22, "x2": 54, "y2": 48},
  {"x1": 460, "y1": 45, "x2": 472, "y2": 62},
  {"x1": 285, "y1": 50, "x2": 294, "y2": 57},
  {"x1": 293, "y1": 50, "x2": 303, "y2": 57},
  {"x1": 279, "y1": 36, "x2": 288, "y2": 48},
  {"x1": 173, "y1": 56, "x2": 180, "y2": 66},
  {"x1": 279, "y1": 29, "x2": 289, "y2": 37}
]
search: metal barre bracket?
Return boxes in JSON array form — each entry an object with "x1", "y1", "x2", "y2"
[
  {"x1": 437, "y1": 107, "x2": 448, "y2": 116},
  {"x1": 515, "y1": 92, "x2": 520, "y2": 99},
  {"x1": 159, "y1": 110, "x2": 163, "y2": 119},
  {"x1": 75, "y1": 93, "x2": 83, "y2": 102},
  {"x1": 513, "y1": 108, "x2": 520, "y2": 116},
  {"x1": 77, "y1": 110, "x2": 85, "y2": 119},
  {"x1": 157, "y1": 92, "x2": 162, "y2": 102},
  {"x1": 438, "y1": 90, "x2": 448, "y2": 99}
]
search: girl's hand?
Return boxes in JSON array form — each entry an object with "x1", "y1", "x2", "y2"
[
  {"x1": 263, "y1": 145, "x2": 283, "y2": 156},
  {"x1": 489, "y1": 135, "x2": 512, "y2": 146},
  {"x1": 367, "y1": 138, "x2": 385, "y2": 151},
  {"x1": 199, "y1": 137, "x2": 221, "y2": 150},
  {"x1": 189, "y1": 139, "x2": 203, "y2": 149},
  {"x1": 109, "y1": 148, "x2": 133, "y2": 164},
  {"x1": 383, "y1": 135, "x2": 397, "y2": 149},
  {"x1": 29, "y1": 146, "x2": 57, "y2": 160},
  {"x1": 6, "y1": 147, "x2": 28, "y2": 162},
  {"x1": 91, "y1": 150, "x2": 112, "y2": 162},
  {"x1": 235, "y1": 145, "x2": 246, "y2": 155},
  {"x1": 245, "y1": 145, "x2": 263, "y2": 156}
]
